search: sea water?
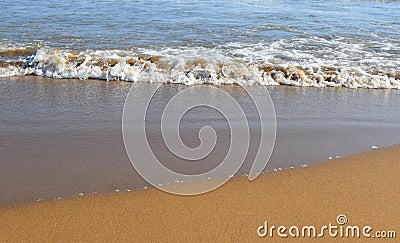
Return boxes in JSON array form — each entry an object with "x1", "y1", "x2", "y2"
[{"x1": 0, "y1": 0, "x2": 399, "y2": 88}]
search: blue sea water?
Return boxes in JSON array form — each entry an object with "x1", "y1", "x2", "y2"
[{"x1": 0, "y1": 0, "x2": 399, "y2": 88}]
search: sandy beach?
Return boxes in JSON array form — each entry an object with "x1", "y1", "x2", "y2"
[
  {"x1": 0, "y1": 145, "x2": 398, "y2": 242},
  {"x1": 2, "y1": 1, "x2": 400, "y2": 242}
]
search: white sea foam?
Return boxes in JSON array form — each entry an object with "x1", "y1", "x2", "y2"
[{"x1": 0, "y1": 38, "x2": 399, "y2": 89}]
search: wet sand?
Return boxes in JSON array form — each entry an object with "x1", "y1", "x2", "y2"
[
  {"x1": 0, "y1": 146, "x2": 399, "y2": 242},
  {"x1": 1, "y1": 77, "x2": 400, "y2": 206}
]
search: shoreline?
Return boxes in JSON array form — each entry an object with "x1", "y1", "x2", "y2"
[
  {"x1": 2, "y1": 77, "x2": 400, "y2": 208},
  {"x1": 0, "y1": 145, "x2": 399, "y2": 241}
]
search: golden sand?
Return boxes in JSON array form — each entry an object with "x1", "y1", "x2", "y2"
[{"x1": 0, "y1": 146, "x2": 399, "y2": 242}]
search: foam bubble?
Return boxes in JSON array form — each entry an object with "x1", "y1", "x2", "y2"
[{"x1": 0, "y1": 39, "x2": 399, "y2": 89}]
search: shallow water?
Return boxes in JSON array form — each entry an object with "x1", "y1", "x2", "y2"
[
  {"x1": 1, "y1": 77, "x2": 399, "y2": 206},
  {"x1": 2, "y1": 0, "x2": 399, "y2": 49},
  {"x1": 0, "y1": 0, "x2": 399, "y2": 88}
]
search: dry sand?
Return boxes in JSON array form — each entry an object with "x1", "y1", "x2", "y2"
[{"x1": 0, "y1": 146, "x2": 399, "y2": 242}]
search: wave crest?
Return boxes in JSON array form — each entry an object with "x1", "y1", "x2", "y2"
[{"x1": 0, "y1": 47, "x2": 399, "y2": 89}]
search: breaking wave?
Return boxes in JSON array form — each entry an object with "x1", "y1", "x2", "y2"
[{"x1": 0, "y1": 40, "x2": 399, "y2": 89}]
